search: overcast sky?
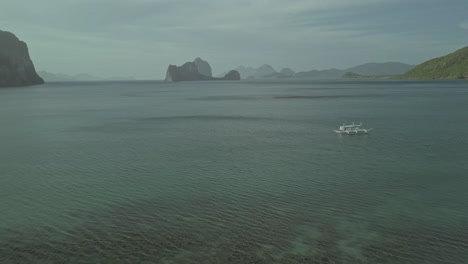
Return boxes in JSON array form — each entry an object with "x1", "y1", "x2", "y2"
[{"x1": 2, "y1": 0, "x2": 468, "y2": 79}]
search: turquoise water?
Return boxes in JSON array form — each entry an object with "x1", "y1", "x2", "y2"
[{"x1": 1, "y1": 79, "x2": 467, "y2": 263}]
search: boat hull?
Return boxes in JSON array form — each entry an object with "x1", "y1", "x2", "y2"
[
  {"x1": 334, "y1": 123, "x2": 372, "y2": 135},
  {"x1": 334, "y1": 130, "x2": 370, "y2": 135}
]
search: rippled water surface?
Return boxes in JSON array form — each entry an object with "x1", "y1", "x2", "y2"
[{"x1": 1, "y1": 79, "x2": 467, "y2": 263}]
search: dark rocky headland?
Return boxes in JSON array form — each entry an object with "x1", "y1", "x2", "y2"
[
  {"x1": 165, "y1": 58, "x2": 240, "y2": 82},
  {"x1": 0, "y1": 30, "x2": 44, "y2": 87}
]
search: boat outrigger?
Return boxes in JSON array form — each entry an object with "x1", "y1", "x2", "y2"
[{"x1": 334, "y1": 122, "x2": 373, "y2": 135}]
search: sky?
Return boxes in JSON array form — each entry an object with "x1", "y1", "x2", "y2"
[{"x1": 1, "y1": 0, "x2": 468, "y2": 79}]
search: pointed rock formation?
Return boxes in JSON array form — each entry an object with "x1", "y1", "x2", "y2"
[{"x1": 0, "y1": 30, "x2": 44, "y2": 87}]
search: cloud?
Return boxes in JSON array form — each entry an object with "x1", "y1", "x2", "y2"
[
  {"x1": 460, "y1": 22, "x2": 468, "y2": 30},
  {"x1": 2, "y1": 0, "x2": 467, "y2": 79}
]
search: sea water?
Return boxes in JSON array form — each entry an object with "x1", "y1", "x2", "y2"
[{"x1": 1, "y1": 79, "x2": 467, "y2": 263}]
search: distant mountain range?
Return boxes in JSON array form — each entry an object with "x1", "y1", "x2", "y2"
[
  {"x1": 221, "y1": 65, "x2": 277, "y2": 79},
  {"x1": 294, "y1": 68, "x2": 346, "y2": 79},
  {"x1": 399, "y1": 46, "x2": 468, "y2": 79},
  {"x1": 347, "y1": 62, "x2": 415, "y2": 76},
  {"x1": 37, "y1": 71, "x2": 135, "y2": 82},
  {"x1": 263, "y1": 68, "x2": 296, "y2": 78},
  {"x1": 221, "y1": 62, "x2": 415, "y2": 80}
]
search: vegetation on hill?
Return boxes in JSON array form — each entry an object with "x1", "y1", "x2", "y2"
[{"x1": 399, "y1": 46, "x2": 468, "y2": 79}]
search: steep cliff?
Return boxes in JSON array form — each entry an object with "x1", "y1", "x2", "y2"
[
  {"x1": 0, "y1": 30, "x2": 44, "y2": 87},
  {"x1": 165, "y1": 62, "x2": 211, "y2": 82}
]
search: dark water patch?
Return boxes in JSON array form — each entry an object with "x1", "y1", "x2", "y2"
[
  {"x1": 191, "y1": 94, "x2": 390, "y2": 101},
  {"x1": 274, "y1": 94, "x2": 386, "y2": 99},
  {"x1": 72, "y1": 115, "x2": 292, "y2": 135},
  {"x1": 45, "y1": 80, "x2": 164, "y2": 87},
  {"x1": 141, "y1": 115, "x2": 279, "y2": 122},
  {"x1": 188, "y1": 95, "x2": 262, "y2": 101},
  {"x1": 119, "y1": 90, "x2": 177, "y2": 97}
]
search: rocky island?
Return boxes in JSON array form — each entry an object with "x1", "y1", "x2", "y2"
[
  {"x1": 0, "y1": 30, "x2": 44, "y2": 87},
  {"x1": 165, "y1": 58, "x2": 240, "y2": 82}
]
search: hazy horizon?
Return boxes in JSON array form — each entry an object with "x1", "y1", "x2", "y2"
[{"x1": 2, "y1": 0, "x2": 468, "y2": 79}]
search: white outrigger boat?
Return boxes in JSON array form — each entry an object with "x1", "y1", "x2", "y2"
[{"x1": 334, "y1": 122, "x2": 373, "y2": 135}]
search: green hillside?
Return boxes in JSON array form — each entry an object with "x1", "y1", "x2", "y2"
[{"x1": 399, "y1": 46, "x2": 468, "y2": 79}]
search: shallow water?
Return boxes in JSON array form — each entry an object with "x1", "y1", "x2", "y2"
[{"x1": 1, "y1": 79, "x2": 467, "y2": 263}]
